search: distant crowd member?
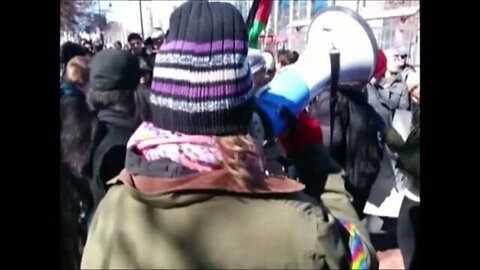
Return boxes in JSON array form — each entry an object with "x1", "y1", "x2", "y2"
[
  {"x1": 144, "y1": 37, "x2": 154, "y2": 56},
  {"x1": 81, "y1": 1, "x2": 377, "y2": 269},
  {"x1": 82, "y1": 40, "x2": 94, "y2": 56},
  {"x1": 365, "y1": 49, "x2": 391, "y2": 125},
  {"x1": 127, "y1": 32, "x2": 154, "y2": 87},
  {"x1": 61, "y1": 56, "x2": 90, "y2": 97},
  {"x1": 113, "y1": 41, "x2": 122, "y2": 50},
  {"x1": 382, "y1": 46, "x2": 416, "y2": 113},
  {"x1": 127, "y1": 33, "x2": 143, "y2": 55}
]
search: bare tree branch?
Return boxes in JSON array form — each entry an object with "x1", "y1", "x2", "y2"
[{"x1": 60, "y1": 0, "x2": 93, "y2": 31}]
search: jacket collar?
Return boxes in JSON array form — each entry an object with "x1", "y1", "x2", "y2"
[
  {"x1": 97, "y1": 109, "x2": 139, "y2": 129},
  {"x1": 116, "y1": 149, "x2": 305, "y2": 195}
]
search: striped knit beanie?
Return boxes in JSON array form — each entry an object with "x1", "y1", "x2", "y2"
[{"x1": 150, "y1": 0, "x2": 254, "y2": 136}]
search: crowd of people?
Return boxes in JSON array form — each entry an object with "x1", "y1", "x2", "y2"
[{"x1": 60, "y1": 1, "x2": 419, "y2": 269}]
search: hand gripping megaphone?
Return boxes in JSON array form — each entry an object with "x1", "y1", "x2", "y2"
[{"x1": 252, "y1": 6, "x2": 378, "y2": 140}]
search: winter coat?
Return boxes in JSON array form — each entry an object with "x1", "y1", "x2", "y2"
[
  {"x1": 385, "y1": 125, "x2": 420, "y2": 202},
  {"x1": 88, "y1": 109, "x2": 139, "y2": 213},
  {"x1": 379, "y1": 72, "x2": 412, "y2": 112},
  {"x1": 306, "y1": 88, "x2": 385, "y2": 217},
  {"x1": 81, "y1": 143, "x2": 378, "y2": 269},
  {"x1": 60, "y1": 81, "x2": 84, "y2": 97}
]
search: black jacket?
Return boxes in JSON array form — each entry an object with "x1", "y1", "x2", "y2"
[
  {"x1": 89, "y1": 110, "x2": 139, "y2": 210},
  {"x1": 307, "y1": 89, "x2": 385, "y2": 216}
]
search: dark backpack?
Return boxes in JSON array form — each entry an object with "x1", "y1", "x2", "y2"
[
  {"x1": 88, "y1": 120, "x2": 133, "y2": 214},
  {"x1": 308, "y1": 88, "x2": 385, "y2": 190}
]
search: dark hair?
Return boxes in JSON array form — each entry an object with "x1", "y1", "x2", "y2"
[
  {"x1": 60, "y1": 96, "x2": 99, "y2": 178},
  {"x1": 277, "y1": 50, "x2": 292, "y2": 67},
  {"x1": 94, "y1": 43, "x2": 104, "y2": 53},
  {"x1": 114, "y1": 41, "x2": 122, "y2": 48},
  {"x1": 128, "y1": 33, "x2": 142, "y2": 43},
  {"x1": 277, "y1": 50, "x2": 299, "y2": 67},
  {"x1": 289, "y1": 50, "x2": 299, "y2": 63},
  {"x1": 61, "y1": 42, "x2": 88, "y2": 65},
  {"x1": 88, "y1": 90, "x2": 135, "y2": 112},
  {"x1": 87, "y1": 89, "x2": 145, "y2": 123},
  {"x1": 144, "y1": 37, "x2": 153, "y2": 47}
]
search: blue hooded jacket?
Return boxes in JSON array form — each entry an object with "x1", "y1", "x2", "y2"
[{"x1": 60, "y1": 80, "x2": 84, "y2": 97}]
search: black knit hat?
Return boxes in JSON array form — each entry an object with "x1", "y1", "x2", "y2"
[
  {"x1": 90, "y1": 49, "x2": 140, "y2": 91},
  {"x1": 149, "y1": 0, "x2": 253, "y2": 136}
]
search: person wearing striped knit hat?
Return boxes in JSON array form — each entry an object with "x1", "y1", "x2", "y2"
[{"x1": 81, "y1": 1, "x2": 377, "y2": 269}]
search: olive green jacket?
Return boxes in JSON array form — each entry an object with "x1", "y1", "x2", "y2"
[{"x1": 81, "y1": 146, "x2": 377, "y2": 269}]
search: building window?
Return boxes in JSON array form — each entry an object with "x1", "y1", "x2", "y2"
[{"x1": 292, "y1": 0, "x2": 308, "y2": 21}]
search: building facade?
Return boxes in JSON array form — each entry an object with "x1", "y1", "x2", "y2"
[{"x1": 257, "y1": 0, "x2": 419, "y2": 66}]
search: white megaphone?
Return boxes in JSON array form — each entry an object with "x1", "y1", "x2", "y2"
[{"x1": 252, "y1": 6, "x2": 378, "y2": 140}]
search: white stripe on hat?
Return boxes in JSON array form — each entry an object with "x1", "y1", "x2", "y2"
[
  {"x1": 155, "y1": 52, "x2": 247, "y2": 68},
  {"x1": 153, "y1": 61, "x2": 250, "y2": 84},
  {"x1": 149, "y1": 86, "x2": 254, "y2": 113}
]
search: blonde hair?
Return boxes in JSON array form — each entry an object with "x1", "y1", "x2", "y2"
[
  {"x1": 66, "y1": 56, "x2": 89, "y2": 87},
  {"x1": 215, "y1": 134, "x2": 264, "y2": 183}
]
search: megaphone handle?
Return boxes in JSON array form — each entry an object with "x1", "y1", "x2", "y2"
[{"x1": 329, "y1": 51, "x2": 340, "y2": 150}]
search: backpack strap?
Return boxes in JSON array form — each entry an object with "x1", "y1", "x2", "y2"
[
  {"x1": 329, "y1": 50, "x2": 340, "y2": 150},
  {"x1": 89, "y1": 123, "x2": 131, "y2": 209}
]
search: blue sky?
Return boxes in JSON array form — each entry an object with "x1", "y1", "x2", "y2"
[{"x1": 99, "y1": 1, "x2": 141, "y2": 32}]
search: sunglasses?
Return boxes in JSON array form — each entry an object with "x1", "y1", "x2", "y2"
[{"x1": 394, "y1": 55, "x2": 408, "y2": 60}]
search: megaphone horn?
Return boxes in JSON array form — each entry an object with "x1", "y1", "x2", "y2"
[{"x1": 253, "y1": 6, "x2": 378, "y2": 140}]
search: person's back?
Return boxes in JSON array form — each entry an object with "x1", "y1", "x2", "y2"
[
  {"x1": 84, "y1": 169, "x2": 365, "y2": 269},
  {"x1": 307, "y1": 87, "x2": 385, "y2": 217},
  {"x1": 81, "y1": 2, "x2": 377, "y2": 269},
  {"x1": 87, "y1": 49, "x2": 142, "y2": 208},
  {"x1": 83, "y1": 122, "x2": 377, "y2": 269}
]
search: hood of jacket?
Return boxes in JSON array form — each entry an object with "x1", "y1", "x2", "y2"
[{"x1": 97, "y1": 109, "x2": 139, "y2": 130}]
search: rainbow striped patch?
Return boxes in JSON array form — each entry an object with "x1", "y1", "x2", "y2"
[{"x1": 339, "y1": 220, "x2": 368, "y2": 270}]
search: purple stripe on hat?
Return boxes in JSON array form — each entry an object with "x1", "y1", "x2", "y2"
[
  {"x1": 151, "y1": 78, "x2": 252, "y2": 99},
  {"x1": 160, "y1": 39, "x2": 246, "y2": 53}
]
